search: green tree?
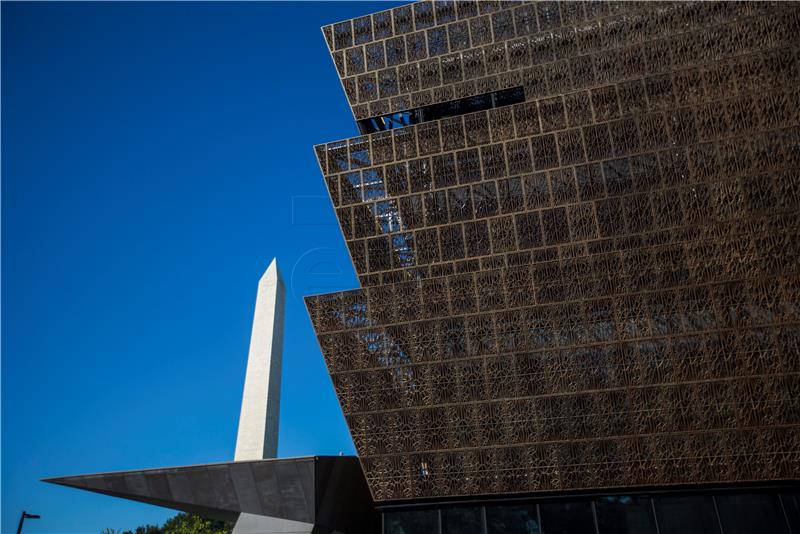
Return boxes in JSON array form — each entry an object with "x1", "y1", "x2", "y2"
[
  {"x1": 161, "y1": 513, "x2": 232, "y2": 534},
  {"x1": 104, "y1": 513, "x2": 233, "y2": 534}
]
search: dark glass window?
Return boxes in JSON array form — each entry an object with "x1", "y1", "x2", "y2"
[
  {"x1": 384, "y1": 494, "x2": 795, "y2": 534},
  {"x1": 442, "y1": 506, "x2": 483, "y2": 534},
  {"x1": 782, "y1": 493, "x2": 800, "y2": 533},
  {"x1": 654, "y1": 496, "x2": 721, "y2": 534},
  {"x1": 385, "y1": 509, "x2": 440, "y2": 534},
  {"x1": 595, "y1": 496, "x2": 658, "y2": 534},
  {"x1": 716, "y1": 494, "x2": 789, "y2": 534},
  {"x1": 358, "y1": 87, "x2": 525, "y2": 134},
  {"x1": 486, "y1": 504, "x2": 539, "y2": 534},
  {"x1": 460, "y1": 94, "x2": 493, "y2": 115},
  {"x1": 360, "y1": 111, "x2": 420, "y2": 135},
  {"x1": 539, "y1": 501, "x2": 594, "y2": 534},
  {"x1": 389, "y1": 111, "x2": 419, "y2": 129}
]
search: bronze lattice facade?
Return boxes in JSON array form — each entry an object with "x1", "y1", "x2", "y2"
[{"x1": 307, "y1": 1, "x2": 800, "y2": 502}]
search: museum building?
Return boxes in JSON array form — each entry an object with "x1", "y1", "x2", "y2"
[
  {"x1": 305, "y1": 1, "x2": 800, "y2": 533},
  {"x1": 47, "y1": 2, "x2": 800, "y2": 533}
]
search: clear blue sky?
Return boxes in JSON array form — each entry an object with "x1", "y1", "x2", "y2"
[{"x1": 2, "y1": 2, "x2": 401, "y2": 532}]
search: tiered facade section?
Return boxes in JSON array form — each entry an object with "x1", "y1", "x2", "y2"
[{"x1": 308, "y1": 1, "x2": 800, "y2": 502}]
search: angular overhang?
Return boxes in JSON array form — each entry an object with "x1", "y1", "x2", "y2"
[{"x1": 44, "y1": 456, "x2": 376, "y2": 533}]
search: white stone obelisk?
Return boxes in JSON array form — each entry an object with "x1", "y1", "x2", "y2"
[{"x1": 234, "y1": 258, "x2": 285, "y2": 461}]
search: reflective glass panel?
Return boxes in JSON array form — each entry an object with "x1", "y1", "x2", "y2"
[
  {"x1": 595, "y1": 496, "x2": 657, "y2": 534},
  {"x1": 486, "y1": 504, "x2": 540, "y2": 534},
  {"x1": 716, "y1": 493, "x2": 789, "y2": 534},
  {"x1": 357, "y1": 87, "x2": 524, "y2": 134},
  {"x1": 781, "y1": 493, "x2": 800, "y2": 533},
  {"x1": 385, "y1": 509, "x2": 440, "y2": 534},
  {"x1": 539, "y1": 501, "x2": 595, "y2": 534},
  {"x1": 442, "y1": 506, "x2": 484, "y2": 534},
  {"x1": 654, "y1": 496, "x2": 721, "y2": 534}
]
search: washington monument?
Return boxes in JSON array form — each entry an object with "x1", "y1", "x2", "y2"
[{"x1": 234, "y1": 258, "x2": 285, "y2": 461}]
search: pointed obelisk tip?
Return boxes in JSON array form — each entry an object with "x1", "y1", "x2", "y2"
[{"x1": 261, "y1": 257, "x2": 282, "y2": 283}]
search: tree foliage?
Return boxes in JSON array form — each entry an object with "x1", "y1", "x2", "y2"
[{"x1": 102, "y1": 513, "x2": 233, "y2": 534}]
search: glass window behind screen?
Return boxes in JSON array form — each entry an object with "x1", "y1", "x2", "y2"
[
  {"x1": 781, "y1": 493, "x2": 800, "y2": 532},
  {"x1": 486, "y1": 504, "x2": 540, "y2": 534},
  {"x1": 384, "y1": 509, "x2": 439, "y2": 534},
  {"x1": 716, "y1": 493, "x2": 789, "y2": 534},
  {"x1": 441, "y1": 506, "x2": 484, "y2": 534},
  {"x1": 539, "y1": 501, "x2": 595, "y2": 534},
  {"x1": 595, "y1": 496, "x2": 657, "y2": 534},
  {"x1": 654, "y1": 495, "x2": 721, "y2": 534}
]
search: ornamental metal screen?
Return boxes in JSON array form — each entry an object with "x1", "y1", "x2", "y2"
[{"x1": 307, "y1": 1, "x2": 800, "y2": 502}]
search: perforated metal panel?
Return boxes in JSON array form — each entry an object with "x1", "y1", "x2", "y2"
[{"x1": 309, "y1": 1, "x2": 800, "y2": 502}]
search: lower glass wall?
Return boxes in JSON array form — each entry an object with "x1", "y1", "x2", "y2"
[{"x1": 383, "y1": 490, "x2": 797, "y2": 534}]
